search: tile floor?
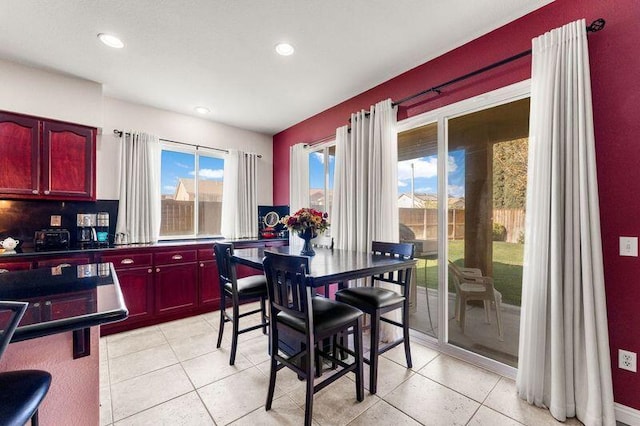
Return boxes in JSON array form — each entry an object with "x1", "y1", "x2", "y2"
[{"x1": 100, "y1": 303, "x2": 581, "y2": 426}]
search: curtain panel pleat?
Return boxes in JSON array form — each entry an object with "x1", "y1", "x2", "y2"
[
  {"x1": 516, "y1": 19, "x2": 615, "y2": 426},
  {"x1": 221, "y1": 149, "x2": 258, "y2": 239},
  {"x1": 115, "y1": 131, "x2": 161, "y2": 244}
]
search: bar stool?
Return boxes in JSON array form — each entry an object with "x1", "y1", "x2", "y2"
[
  {"x1": 0, "y1": 301, "x2": 52, "y2": 426},
  {"x1": 335, "y1": 241, "x2": 414, "y2": 394},
  {"x1": 214, "y1": 242, "x2": 269, "y2": 365}
]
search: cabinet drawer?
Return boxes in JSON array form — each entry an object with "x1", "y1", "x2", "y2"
[
  {"x1": 155, "y1": 250, "x2": 197, "y2": 265},
  {"x1": 37, "y1": 255, "x2": 92, "y2": 268},
  {"x1": 0, "y1": 261, "x2": 33, "y2": 272},
  {"x1": 102, "y1": 253, "x2": 153, "y2": 270},
  {"x1": 197, "y1": 248, "x2": 215, "y2": 261}
]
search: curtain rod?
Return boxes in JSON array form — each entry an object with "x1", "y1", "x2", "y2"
[
  {"x1": 113, "y1": 129, "x2": 262, "y2": 158},
  {"x1": 392, "y1": 18, "x2": 605, "y2": 107}
]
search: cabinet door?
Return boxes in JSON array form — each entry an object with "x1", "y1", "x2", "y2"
[
  {"x1": 114, "y1": 267, "x2": 154, "y2": 322},
  {"x1": 0, "y1": 112, "x2": 40, "y2": 197},
  {"x1": 155, "y1": 262, "x2": 198, "y2": 315},
  {"x1": 48, "y1": 289, "x2": 97, "y2": 321},
  {"x1": 42, "y1": 121, "x2": 95, "y2": 200},
  {"x1": 198, "y1": 260, "x2": 220, "y2": 308}
]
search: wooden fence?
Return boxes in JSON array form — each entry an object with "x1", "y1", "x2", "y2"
[
  {"x1": 160, "y1": 200, "x2": 222, "y2": 235},
  {"x1": 400, "y1": 207, "x2": 524, "y2": 243}
]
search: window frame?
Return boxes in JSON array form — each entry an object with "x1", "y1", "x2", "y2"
[
  {"x1": 159, "y1": 142, "x2": 226, "y2": 239},
  {"x1": 308, "y1": 140, "x2": 335, "y2": 215}
]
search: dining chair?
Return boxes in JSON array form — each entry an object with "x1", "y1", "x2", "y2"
[
  {"x1": 448, "y1": 260, "x2": 504, "y2": 340},
  {"x1": 0, "y1": 301, "x2": 52, "y2": 426},
  {"x1": 334, "y1": 241, "x2": 414, "y2": 394},
  {"x1": 263, "y1": 251, "x2": 364, "y2": 426},
  {"x1": 213, "y1": 242, "x2": 269, "y2": 365}
]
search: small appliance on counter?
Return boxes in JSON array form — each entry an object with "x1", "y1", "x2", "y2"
[
  {"x1": 34, "y1": 229, "x2": 70, "y2": 251},
  {"x1": 95, "y1": 212, "x2": 110, "y2": 247},
  {"x1": 77, "y1": 213, "x2": 97, "y2": 248}
]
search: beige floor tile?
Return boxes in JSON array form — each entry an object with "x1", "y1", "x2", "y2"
[
  {"x1": 100, "y1": 351, "x2": 110, "y2": 387},
  {"x1": 107, "y1": 326, "x2": 167, "y2": 358},
  {"x1": 229, "y1": 333, "x2": 271, "y2": 365},
  {"x1": 199, "y1": 311, "x2": 220, "y2": 328},
  {"x1": 100, "y1": 385, "x2": 112, "y2": 426},
  {"x1": 483, "y1": 377, "x2": 568, "y2": 425},
  {"x1": 468, "y1": 405, "x2": 523, "y2": 426},
  {"x1": 418, "y1": 354, "x2": 501, "y2": 402},
  {"x1": 182, "y1": 349, "x2": 253, "y2": 388},
  {"x1": 168, "y1": 332, "x2": 219, "y2": 361},
  {"x1": 255, "y1": 359, "x2": 307, "y2": 395},
  {"x1": 109, "y1": 343, "x2": 178, "y2": 384},
  {"x1": 110, "y1": 364, "x2": 193, "y2": 421},
  {"x1": 385, "y1": 373, "x2": 479, "y2": 425},
  {"x1": 352, "y1": 354, "x2": 414, "y2": 396},
  {"x1": 113, "y1": 391, "x2": 214, "y2": 426},
  {"x1": 288, "y1": 376, "x2": 379, "y2": 426},
  {"x1": 348, "y1": 400, "x2": 421, "y2": 425},
  {"x1": 382, "y1": 339, "x2": 439, "y2": 371},
  {"x1": 230, "y1": 395, "x2": 313, "y2": 426},
  {"x1": 198, "y1": 366, "x2": 280, "y2": 425},
  {"x1": 159, "y1": 316, "x2": 216, "y2": 341}
]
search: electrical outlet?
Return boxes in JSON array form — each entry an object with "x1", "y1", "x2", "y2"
[
  {"x1": 620, "y1": 237, "x2": 638, "y2": 256},
  {"x1": 50, "y1": 215, "x2": 61, "y2": 227},
  {"x1": 619, "y1": 349, "x2": 637, "y2": 372}
]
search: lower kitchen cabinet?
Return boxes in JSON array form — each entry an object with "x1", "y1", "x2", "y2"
[
  {"x1": 155, "y1": 262, "x2": 198, "y2": 314},
  {"x1": 0, "y1": 260, "x2": 32, "y2": 272},
  {"x1": 113, "y1": 267, "x2": 154, "y2": 322},
  {"x1": 198, "y1": 260, "x2": 220, "y2": 308}
]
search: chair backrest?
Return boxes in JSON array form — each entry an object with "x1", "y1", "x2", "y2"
[
  {"x1": 448, "y1": 260, "x2": 493, "y2": 296},
  {"x1": 263, "y1": 252, "x2": 313, "y2": 328},
  {"x1": 213, "y1": 242, "x2": 238, "y2": 290},
  {"x1": 0, "y1": 301, "x2": 28, "y2": 359},
  {"x1": 448, "y1": 261, "x2": 464, "y2": 292},
  {"x1": 370, "y1": 241, "x2": 415, "y2": 296}
]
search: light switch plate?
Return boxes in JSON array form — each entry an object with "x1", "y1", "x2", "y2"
[
  {"x1": 619, "y1": 236, "x2": 638, "y2": 257},
  {"x1": 50, "y1": 215, "x2": 62, "y2": 227}
]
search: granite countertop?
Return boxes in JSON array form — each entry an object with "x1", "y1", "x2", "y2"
[
  {"x1": 0, "y1": 237, "x2": 289, "y2": 259},
  {"x1": 0, "y1": 263, "x2": 128, "y2": 341}
]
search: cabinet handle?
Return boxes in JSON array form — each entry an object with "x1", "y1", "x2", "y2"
[
  {"x1": 45, "y1": 301, "x2": 52, "y2": 306},
  {"x1": 156, "y1": 268, "x2": 160, "y2": 273},
  {"x1": 44, "y1": 190, "x2": 50, "y2": 195},
  {"x1": 58, "y1": 263, "x2": 72, "y2": 268},
  {"x1": 32, "y1": 190, "x2": 38, "y2": 194},
  {"x1": 171, "y1": 254, "x2": 183, "y2": 260},
  {"x1": 121, "y1": 258, "x2": 134, "y2": 265},
  {"x1": 33, "y1": 303, "x2": 40, "y2": 308},
  {"x1": 148, "y1": 268, "x2": 152, "y2": 273},
  {"x1": 200, "y1": 262, "x2": 204, "y2": 267}
]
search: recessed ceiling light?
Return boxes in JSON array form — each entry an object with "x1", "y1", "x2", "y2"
[
  {"x1": 98, "y1": 33, "x2": 124, "y2": 49},
  {"x1": 194, "y1": 106, "x2": 210, "y2": 114},
  {"x1": 275, "y1": 43, "x2": 294, "y2": 56}
]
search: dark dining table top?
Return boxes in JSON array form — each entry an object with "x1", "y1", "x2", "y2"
[{"x1": 232, "y1": 245, "x2": 417, "y2": 287}]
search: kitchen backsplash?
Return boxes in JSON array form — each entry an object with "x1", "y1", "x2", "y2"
[{"x1": 0, "y1": 199, "x2": 118, "y2": 248}]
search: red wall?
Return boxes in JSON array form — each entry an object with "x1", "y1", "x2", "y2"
[{"x1": 273, "y1": 0, "x2": 640, "y2": 411}]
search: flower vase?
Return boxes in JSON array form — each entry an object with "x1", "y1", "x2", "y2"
[{"x1": 298, "y1": 229, "x2": 316, "y2": 256}]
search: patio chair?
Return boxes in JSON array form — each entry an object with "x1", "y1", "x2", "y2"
[{"x1": 448, "y1": 261, "x2": 504, "y2": 341}]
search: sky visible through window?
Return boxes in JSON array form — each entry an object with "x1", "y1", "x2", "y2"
[
  {"x1": 309, "y1": 149, "x2": 465, "y2": 197},
  {"x1": 161, "y1": 150, "x2": 224, "y2": 196}
]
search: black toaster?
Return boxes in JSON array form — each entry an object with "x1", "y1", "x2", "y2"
[{"x1": 34, "y1": 229, "x2": 70, "y2": 251}]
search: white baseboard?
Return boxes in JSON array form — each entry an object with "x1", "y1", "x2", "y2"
[{"x1": 616, "y1": 403, "x2": 640, "y2": 426}]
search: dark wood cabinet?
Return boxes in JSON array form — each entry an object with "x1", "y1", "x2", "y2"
[
  {"x1": 0, "y1": 113, "x2": 40, "y2": 196},
  {"x1": 0, "y1": 260, "x2": 33, "y2": 272},
  {"x1": 42, "y1": 121, "x2": 95, "y2": 199},
  {"x1": 36, "y1": 255, "x2": 92, "y2": 268},
  {"x1": 0, "y1": 110, "x2": 96, "y2": 200},
  {"x1": 155, "y1": 250, "x2": 198, "y2": 315},
  {"x1": 198, "y1": 260, "x2": 220, "y2": 307}
]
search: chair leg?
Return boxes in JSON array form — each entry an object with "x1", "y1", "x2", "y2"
[
  {"x1": 229, "y1": 302, "x2": 240, "y2": 365},
  {"x1": 353, "y1": 317, "x2": 364, "y2": 402},
  {"x1": 459, "y1": 297, "x2": 467, "y2": 334},
  {"x1": 265, "y1": 329, "x2": 278, "y2": 411},
  {"x1": 216, "y1": 295, "x2": 225, "y2": 348},
  {"x1": 304, "y1": 337, "x2": 315, "y2": 426},
  {"x1": 31, "y1": 410, "x2": 39, "y2": 426},
  {"x1": 495, "y1": 295, "x2": 504, "y2": 341},
  {"x1": 483, "y1": 300, "x2": 491, "y2": 324},
  {"x1": 454, "y1": 294, "x2": 460, "y2": 322},
  {"x1": 402, "y1": 303, "x2": 413, "y2": 369},
  {"x1": 369, "y1": 311, "x2": 381, "y2": 394},
  {"x1": 260, "y1": 296, "x2": 268, "y2": 335}
]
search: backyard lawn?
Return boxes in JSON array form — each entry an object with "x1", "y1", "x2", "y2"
[{"x1": 415, "y1": 240, "x2": 524, "y2": 306}]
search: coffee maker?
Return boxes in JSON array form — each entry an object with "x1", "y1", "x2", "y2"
[
  {"x1": 96, "y1": 212, "x2": 109, "y2": 246},
  {"x1": 76, "y1": 213, "x2": 97, "y2": 248}
]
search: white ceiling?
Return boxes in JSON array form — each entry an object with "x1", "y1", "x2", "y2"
[{"x1": 0, "y1": 1, "x2": 553, "y2": 135}]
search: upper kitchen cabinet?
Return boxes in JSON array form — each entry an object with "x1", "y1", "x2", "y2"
[{"x1": 0, "y1": 111, "x2": 96, "y2": 201}]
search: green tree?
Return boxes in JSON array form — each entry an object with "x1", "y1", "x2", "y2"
[{"x1": 493, "y1": 138, "x2": 528, "y2": 209}]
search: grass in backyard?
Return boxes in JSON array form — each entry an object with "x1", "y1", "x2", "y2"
[{"x1": 415, "y1": 240, "x2": 524, "y2": 306}]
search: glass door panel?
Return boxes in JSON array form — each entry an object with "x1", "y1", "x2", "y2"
[{"x1": 446, "y1": 98, "x2": 529, "y2": 367}]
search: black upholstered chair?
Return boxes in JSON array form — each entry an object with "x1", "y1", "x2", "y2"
[
  {"x1": 263, "y1": 251, "x2": 364, "y2": 426},
  {"x1": 214, "y1": 242, "x2": 269, "y2": 365},
  {"x1": 335, "y1": 241, "x2": 414, "y2": 394},
  {"x1": 0, "y1": 301, "x2": 52, "y2": 426}
]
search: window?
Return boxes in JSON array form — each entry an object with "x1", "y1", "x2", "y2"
[
  {"x1": 308, "y1": 144, "x2": 335, "y2": 215},
  {"x1": 160, "y1": 145, "x2": 225, "y2": 238}
]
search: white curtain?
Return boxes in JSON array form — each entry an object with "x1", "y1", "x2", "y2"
[
  {"x1": 332, "y1": 98, "x2": 399, "y2": 340},
  {"x1": 516, "y1": 19, "x2": 615, "y2": 426},
  {"x1": 115, "y1": 131, "x2": 161, "y2": 244},
  {"x1": 289, "y1": 143, "x2": 310, "y2": 215},
  {"x1": 221, "y1": 149, "x2": 258, "y2": 239}
]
